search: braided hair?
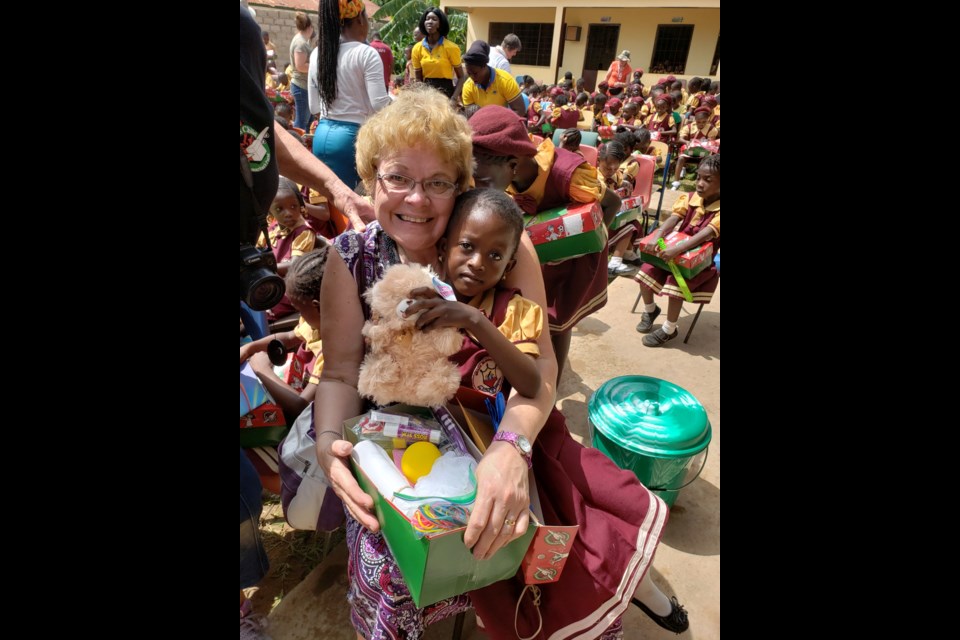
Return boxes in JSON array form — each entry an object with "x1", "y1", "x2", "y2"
[
  {"x1": 284, "y1": 243, "x2": 331, "y2": 301},
  {"x1": 699, "y1": 153, "x2": 719, "y2": 178},
  {"x1": 316, "y1": 0, "x2": 365, "y2": 109}
]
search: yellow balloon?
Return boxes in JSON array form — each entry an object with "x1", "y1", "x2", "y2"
[{"x1": 401, "y1": 442, "x2": 442, "y2": 484}]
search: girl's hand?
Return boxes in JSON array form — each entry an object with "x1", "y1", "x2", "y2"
[
  {"x1": 464, "y1": 441, "x2": 530, "y2": 560},
  {"x1": 249, "y1": 351, "x2": 273, "y2": 374},
  {"x1": 641, "y1": 233, "x2": 663, "y2": 254},
  {"x1": 404, "y1": 289, "x2": 477, "y2": 331},
  {"x1": 661, "y1": 243, "x2": 686, "y2": 261}
]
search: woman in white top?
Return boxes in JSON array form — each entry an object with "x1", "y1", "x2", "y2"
[{"x1": 309, "y1": 0, "x2": 392, "y2": 190}]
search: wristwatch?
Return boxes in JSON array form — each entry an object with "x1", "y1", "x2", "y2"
[{"x1": 493, "y1": 431, "x2": 533, "y2": 468}]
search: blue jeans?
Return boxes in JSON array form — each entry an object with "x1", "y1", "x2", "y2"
[
  {"x1": 291, "y1": 83, "x2": 311, "y2": 131},
  {"x1": 312, "y1": 118, "x2": 362, "y2": 191},
  {"x1": 240, "y1": 449, "x2": 269, "y2": 589}
]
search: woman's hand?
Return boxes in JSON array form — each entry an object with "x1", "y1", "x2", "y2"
[
  {"x1": 464, "y1": 441, "x2": 530, "y2": 560},
  {"x1": 318, "y1": 435, "x2": 380, "y2": 531}
]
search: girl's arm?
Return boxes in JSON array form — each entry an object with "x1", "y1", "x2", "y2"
[
  {"x1": 364, "y1": 48, "x2": 393, "y2": 112},
  {"x1": 313, "y1": 250, "x2": 379, "y2": 531},
  {"x1": 248, "y1": 352, "x2": 317, "y2": 424},
  {"x1": 240, "y1": 330, "x2": 300, "y2": 364},
  {"x1": 641, "y1": 214, "x2": 683, "y2": 251},
  {"x1": 407, "y1": 295, "x2": 541, "y2": 398},
  {"x1": 463, "y1": 233, "x2": 558, "y2": 561},
  {"x1": 660, "y1": 225, "x2": 717, "y2": 260}
]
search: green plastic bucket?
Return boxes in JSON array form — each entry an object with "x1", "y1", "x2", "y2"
[{"x1": 589, "y1": 376, "x2": 711, "y2": 507}]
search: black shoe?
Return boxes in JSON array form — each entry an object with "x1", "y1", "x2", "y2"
[
  {"x1": 632, "y1": 596, "x2": 689, "y2": 634},
  {"x1": 643, "y1": 326, "x2": 679, "y2": 347},
  {"x1": 635, "y1": 305, "x2": 661, "y2": 333}
]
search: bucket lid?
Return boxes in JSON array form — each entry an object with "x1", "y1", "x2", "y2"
[{"x1": 589, "y1": 376, "x2": 711, "y2": 458}]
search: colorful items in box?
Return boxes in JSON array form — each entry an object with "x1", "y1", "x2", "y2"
[
  {"x1": 638, "y1": 230, "x2": 714, "y2": 280},
  {"x1": 612, "y1": 194, "x2": 646, "y2": 231},
  {"x1": 240, "y1": 363, "x2": 288, "y2": 448},
  {"x1": 681, "y1": 139, "x2": 719, "y2": 156},
  {"x1": 523, "y1": 201, "x2": 607, "y2": 264}
]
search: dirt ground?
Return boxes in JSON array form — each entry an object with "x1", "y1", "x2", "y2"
[{"x1": 248, "y1": 187, "x2": 721, "y2": 638}]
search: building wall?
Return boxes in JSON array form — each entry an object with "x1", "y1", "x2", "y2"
[{"x1": 463, "y1": 5, "x2": 719, "y2": 85}]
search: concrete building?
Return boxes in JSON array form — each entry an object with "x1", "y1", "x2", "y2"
[{"x1": 443, "y1": 0, "x2": 720, "y2": 89}]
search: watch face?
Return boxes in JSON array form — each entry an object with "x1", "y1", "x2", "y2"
[{"x1": 516, "y1": 435, "x2": 532, "y2": 454}]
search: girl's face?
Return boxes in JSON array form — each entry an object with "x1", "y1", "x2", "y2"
[
  {"x1": 270, "y1": 191, "x2": 304, "y2": 229},
  {"x1": 695, "y1": 166, "x2": 720, "y2": 202},
  {"x1": 655, "y1": 99, "x2": 670, "y2": 115},
  {"x1": 288, "y1": 292, "x2": 322, "y2": 331},
  {"x1": 374, "y1": 145, "x2": 459, "y2": 255},
  {"x1": 598, "y1": 157, "x2": 620, "y2": 182},
  {"x1": 424, "y1": 12, "x2": 440, "y2": 34},
  {"x1": 694, "y1": 112, "x2": 709, "y2": 128},
  {"x1": 440, "y1": 208, "x2": 517, "y2": 301},
  {"x1": 622, "y1": 104, "x2": 638, "y2": 119}
]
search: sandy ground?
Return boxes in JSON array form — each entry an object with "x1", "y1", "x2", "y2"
[{"x1": 255, "y1": 187, "x2": 720, "y2": 639}]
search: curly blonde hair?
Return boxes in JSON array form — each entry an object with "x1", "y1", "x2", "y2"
[{"x1": 356, "y1": 84, "x2": 474, "y2": 197}]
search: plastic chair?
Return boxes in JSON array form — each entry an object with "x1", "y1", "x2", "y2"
[
  {"x1": 630, "y1": 155, "x2": 656, "y2": 231},
  {"x1": 553, "y1": 127, "x2": 598, "y2": 147},
  {"x1": 579, "y1": 144, "x2": 598, "y2": 167}
]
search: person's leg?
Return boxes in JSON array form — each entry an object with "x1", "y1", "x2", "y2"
[
  {"x1": 552, "y1": 329, "x2": 572, "y2": 384},
  {"x1": 643, "y1": 296, "x2": 683, "y2": 346},
  {"x1": 635, "y1": 282, "x2": 661, "y2": 333},
  {"x1": 291, "y1": 84, "x2": 311, "y2": 131},
  {"x1": 240, "y1": 450, "x2": 271, "y2": 637},
  {"x1": 631, "y1": 572, "x2": 689, "y2": 633},
  {"x1": 673, "y1": 155, "x2": 687, "y2": 182}
]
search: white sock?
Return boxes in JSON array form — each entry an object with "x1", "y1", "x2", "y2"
[
  {"x1": 635, "y1": 574, "x2": 672, "y2": 616},
  {"x1": 662, "y1": 319, "x2": 677, "y2": 334},
  {"x1": 644, "y1": 302, "x2": 657, "y2": 313},
  {"x1": 608, "y1": 256, "x2": 623, "y2": 269}
]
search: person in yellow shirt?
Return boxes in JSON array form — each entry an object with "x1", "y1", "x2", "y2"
[
  {"x1": 411, "y1": 7, "x2": 464, "y2": 98},
  {"x1": 459, "y1": 40, "x2": 525, "y2": 116}
]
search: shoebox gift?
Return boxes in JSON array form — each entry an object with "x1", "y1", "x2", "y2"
[
  {"x1": 638, "y1": 230, "x2": 714, "y2": 279},
  {"x1": 344, "y1": 391, "x2": 577, "y2": 608},
  {"x1": 524, "y1": 201, "x2": 607, "y2": 264},
  {"x1": 240, "y1": 362, "x2": 288, "y2": 448},
  {"x1": 612, "y1": 194, "x2": 646, "y2": 231}
]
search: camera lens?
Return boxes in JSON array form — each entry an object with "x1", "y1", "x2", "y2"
[
  {"x1": 241, "y1": 269, "x2": 285, "y2": 310},
  {"x1": 240, "y1": 244, "x2": 285, "y2": 310}
]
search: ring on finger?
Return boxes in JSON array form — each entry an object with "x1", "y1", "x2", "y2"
[{"x1": 503, "y1": 514, "x2": 517, "y2": 529}]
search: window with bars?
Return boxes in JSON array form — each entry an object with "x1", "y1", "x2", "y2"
[
  {"x1": 649, "y1": 25, "x2": 694, "y2": 75},
  {"x1": 489, "y1": 23, "x2": 555, "y2": 67}
]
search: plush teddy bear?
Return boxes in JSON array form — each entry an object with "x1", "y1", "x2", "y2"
[{"x1": 357, "y1": 263, "x2": 463, "y2": 407}]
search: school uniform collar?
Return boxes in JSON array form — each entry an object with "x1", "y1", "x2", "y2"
[
  {"x1": 476, "y1": 66, "x2": 496, "y2": 90},
  {"x1": 688, "y1": 193, "x2": 720, "y2": 211},
  {"x1": 422, "y1": 36, "x2": 445, "y2": 52}
]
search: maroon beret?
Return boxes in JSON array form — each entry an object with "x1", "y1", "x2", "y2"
[{"x1": 469, "y1": 106, "x2": 538, "y2": 157}]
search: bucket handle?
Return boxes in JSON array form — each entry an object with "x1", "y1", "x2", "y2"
[{"x1": 648, "y1": 446, "x2": 709, "y2": 493}]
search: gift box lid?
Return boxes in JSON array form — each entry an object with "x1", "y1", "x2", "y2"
[
  {"x1": 240, "y1": 362, "x2": 271, "y2": 418},
  {"x1": 524, "y1": 202, "x2": 603, "y2": 246}
]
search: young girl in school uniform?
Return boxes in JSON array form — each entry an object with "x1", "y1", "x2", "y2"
[
  {"x1": 256, "y1": 177, "x2": 319, "y2": 319},
  {"x1": 405, "y1": 188, "x2": 543, "y2": 399},
  {"x1": 635, "y1": 154, "x2": 720, "y2": 346}
]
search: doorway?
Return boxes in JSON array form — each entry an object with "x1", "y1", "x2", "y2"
[{"x1": 582, "y1": 24, "x2": 620, "y2": 91}]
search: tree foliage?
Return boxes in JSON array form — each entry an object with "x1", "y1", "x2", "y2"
[{"x1": 371, "y1": 1, "x2": 468, "y2": 76}]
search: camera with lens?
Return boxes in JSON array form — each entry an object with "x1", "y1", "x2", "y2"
[{"x1": 240, "y1": 243, "x2": 285, "y2": 311}]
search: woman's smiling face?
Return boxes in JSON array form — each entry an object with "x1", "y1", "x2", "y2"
[{"x1": 374, "y1": 145, "x2": 459, "y2": 255}]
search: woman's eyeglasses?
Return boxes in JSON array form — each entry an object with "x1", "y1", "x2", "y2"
[{"x1": 376, "y1": 172, "x2": 459, "y2": 198}]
